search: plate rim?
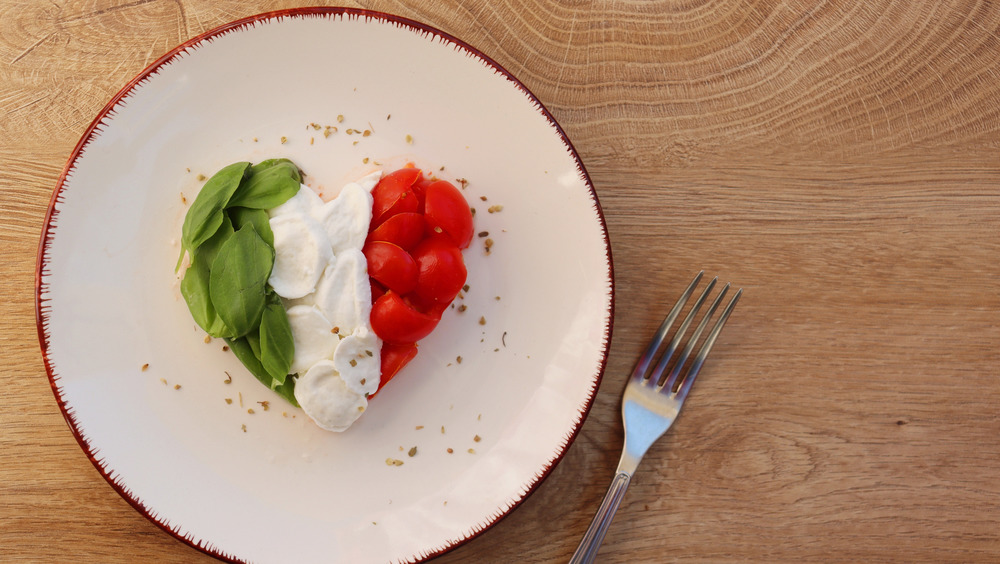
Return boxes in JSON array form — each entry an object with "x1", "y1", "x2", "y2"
[{"x1": 35, "y1": 6, "x2": 615, "y2": 562}]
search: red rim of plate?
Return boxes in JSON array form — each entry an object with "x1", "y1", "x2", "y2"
[{"x1": 35, "y1": 7, "x2": 615, "y2": 563}]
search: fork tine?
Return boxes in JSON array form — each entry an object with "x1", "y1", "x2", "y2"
[
  {"x1": 661, "y1": 282, "x2": 729, "y2": 392},
  {"x1": 674, "y1": 287, "x2": 742, "y2": 400},
  {"x1": 630, "y1": 271, "x2": 703, "y2": 383},
  {"x1": 649, "y1": 276, "x2": 717, "y2": 387}
]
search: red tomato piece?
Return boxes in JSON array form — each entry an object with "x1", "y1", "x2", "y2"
[
  {"x1": 370, "y1": 342, "x2": 419, "y2": 397},
  {"x1": 370, "y1": 279, "x2": 386, "y2": 303},
  {"x1": 424, "y1": 180, "x2": 474, "y2": 249},
  {"x1": 365, "y1": 212, "x2": 425, "y2": 251},
  {"x1": 363, "y1": 241, "x2": 418, "y2": 295},
  {"x1": 370, "y1": 291, "x2": 441, "y2": 344},
  {"x1": 371, "y1": 168, "x2": 422, "y2": 227},
  {"x1": 411, "y1": 236, "x2": 467, "y2": 305},
  {"x1": 404, "y1": 289, "x2": 453, "y2": 318},
  {"x1": 412, "y1": 176, "x2": 433, "y2": 214}
]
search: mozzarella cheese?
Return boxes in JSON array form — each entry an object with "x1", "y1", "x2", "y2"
[
  {"x1": 319, "y1": 180, "x2": 375, "y2": 255},
  {"x1": 284, "y1": 305, "x2": 337, "y2": 376},
  {"x1": 268, "y1": 214, "x2": 333, "y2": 300},
  {"x1": 268, "y1": 181, "x2": 326, "y2": 220},
  {"x1": 332, "y1": 327, "x2": 381, "y2": 397},
  {"x1": 295, "y1": 360, "x2": 367, "y2": 433},
  {"x1": 267, "y1": 171, "x2": 383, "y2": 432},
  {"x1": 314, "y1": 248, "x2": 370, "y2": 334}
]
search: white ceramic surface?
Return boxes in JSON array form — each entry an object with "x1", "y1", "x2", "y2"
[{"x1": 37, "y1": 8, "x2": 613, "y2": 563}]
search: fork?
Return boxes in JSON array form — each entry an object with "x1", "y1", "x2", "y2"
[{"x1": 569, "y1": 272, "x2": 742, "y2": 564}]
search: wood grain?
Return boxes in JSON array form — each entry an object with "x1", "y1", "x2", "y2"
[{"x1": 2, "y1": 0, "x2": 999, "y2": 562}]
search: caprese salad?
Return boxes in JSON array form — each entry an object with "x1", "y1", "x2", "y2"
[{"x1": 177, "y1": 159, "x2": 472, "y2": 431}]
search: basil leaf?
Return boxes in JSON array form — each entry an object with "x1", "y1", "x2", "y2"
[
  {"x1": 209, "y1": 224, "x2": 273, "y2": 337},
  {"x1": 270, "y1": 377, "x2": 299, "y2": 407},
  {"x1": 252, "y1": 158, "x2": 302, "y2": 178},
  {"x1": 246, "y1": 327, "x2": 262, "y2": 360},
  {"x1": 228, "y1": 207, "x2": 274, "y2": 247},
  {"x1": 179, "y1": 162, "x2": 251, "y2": 266},
  {"x1": 180, "y1": 216, "x2": 236, "y2": 337},
  {"x1": 227, "y1": 159, "x2": 301, "y2": 210},
  {"x1": 179, "y1": 158, "x2": 304, "y2": 409},
  {"x1": 226, "y1": 337, "x2": 300, "y2": 408},
  {"x1": 259, "y1": 301, "x2": 294, "y2": 385}
]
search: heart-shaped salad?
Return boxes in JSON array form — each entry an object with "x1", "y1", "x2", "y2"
[{"x1": 176, "y1": 159, "x2": 472, "y2": 431}]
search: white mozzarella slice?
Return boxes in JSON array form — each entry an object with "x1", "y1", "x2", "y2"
[
  {"x1": 314, "y1": 249, "x2": 372, "y2": 335},
  {"x1": 285, "y1": 305, "x2": 338, "y2": 376},
  {"x1": 355, "y1": 170, "x2": 382, "y2": 193},
  {"x1": 293, "y1": 360, "x2": 367, "y2": 432},
  {"x1": 262, "y1": 171, "x2": 384, "y2": 433},
  {"x1": 281, "y1": 293, "x2": 315, "y2": 310},
  {"x1": 318, "y1": 182, "x2": 373, "y2": 254},
  {"x1": 268, "y1": 214, "x2": 333, "y2": 299},
  {"x1": 333, "y1": 328, "x2": 381, "y2": 396},
  {"x1": 267, "y1": 183, "x2": 325, "y2": 219}
]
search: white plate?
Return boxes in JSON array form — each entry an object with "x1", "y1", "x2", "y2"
[{"x1": 36, "y1": 8, "x2": 612, "y2": 563}]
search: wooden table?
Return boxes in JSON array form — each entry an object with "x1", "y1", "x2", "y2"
[{"x1": 3, "y1": 1, "x2": 998, "y2": 562}]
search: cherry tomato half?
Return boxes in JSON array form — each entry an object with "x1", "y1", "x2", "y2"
[
  {"x1": 371, "y1": 168, "x2": 422, "y2": 227},
  {"x1": 366, "y1": 212, "x2": 425, "y2": 251},
  {"x1": 412, "y1": 176, "x2": 433, "y2": 214},
  {"x1": 411, "y1": 236, "x2": 467, "y2": 305},
  {"x1": 424, "y1": 180, "x2": 474, "y2": 249},
  {"x1": 370, "y1": 279, "x2": 386, "y2": 303},
  {"x1": 370, "y1": 342, "x2": 419, "y2": 397},
  {"x1": 370, "y1": 291, "x2": 441, "y2": 344},
  {"x1": 363, "y1": 241, "x2": 418, "y2": 295},
  {"x1": 363, "y1": 167, "x2": 475, "y2": 396},
  {"x1": 404, "y1": 289, "x2": 454, "y2": 319}
]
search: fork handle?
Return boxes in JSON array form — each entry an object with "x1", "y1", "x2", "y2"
[{"x1": 569, "y1": 471, "x2": 633, "y2": 564}]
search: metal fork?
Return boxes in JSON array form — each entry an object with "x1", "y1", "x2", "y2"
[{"x1": 570, "y1": 272, "x2": 742, "y2": 564}]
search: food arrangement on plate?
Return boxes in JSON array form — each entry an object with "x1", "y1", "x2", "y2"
[
  {"x1": 36, "y1": 8, "x2": 613, "y2": 563},
  {"x1": 176, "y1": 159, "x2": 473, "y2": 431}
]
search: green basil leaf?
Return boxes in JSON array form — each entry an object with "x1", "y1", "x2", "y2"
[
  {"x1": 246, "y1": 327, "x2": 262, "y2": 360},
  {"x1": 252, "y1": 158, "x2": 302, "y2": 178},
  {"x1": 227, "y1": 159, "x2": 301, "y2": 210},
  {"x1": 226, "y1": 337, "x2": 299, "y2": 408},
  {"x1": 209, "y1": 224, "x2": 273, "y2": 337},
  {"x1": 228, "y1": 207, "x2": 274, "y2": 247},
  {"x1": 180, "y1": 162, "x2": 251, "y2": 264},
  {"x1": 180, "y1": 216, "x2": 236, "y2": 338},
  {"x1": 259, "y1": 301, "x2": 294, "y2": 385},
  {"x1": 270, "y1": 377, "x2": 299, "y2": 407}
]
